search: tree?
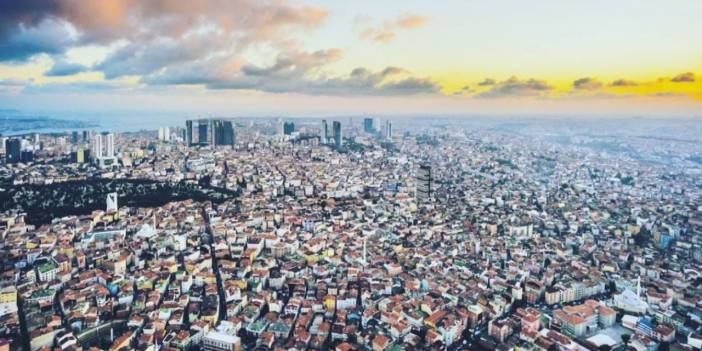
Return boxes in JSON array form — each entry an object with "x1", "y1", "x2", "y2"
[
  {"x1": 658, "y1": 341, "x2": 670, "y2": 351},
  {"x1": 608, "y1": 281, "x2": 617, "y2": 294},
  {"x1": 621, "y1": 334, "x2": 630, "y2": 347}
]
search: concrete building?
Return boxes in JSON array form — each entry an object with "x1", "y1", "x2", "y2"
[{"x1": 203, "y1": 331, "x2": 241, "y2": 351}]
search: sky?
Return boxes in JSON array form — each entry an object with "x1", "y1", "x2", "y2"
[{"x1": 0, "y1": 0, "x2": 701, "y2": 117}]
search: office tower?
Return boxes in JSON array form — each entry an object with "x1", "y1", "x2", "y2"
[
  {"x1": 276, "y1": 118, "x2": 284, "y2": 140},
  {"x1": 186, "y1": 120, "x2": 194, "y2": 146},
  {"x1": 416, "y1": 164, "x2": 432, "y2": 202},
  {"x1": 284, "y1": 122, "x2": 295, "y2": 135},
  {"x1": 385, "y1": 120, "x2": 393, "y2": 140},
  {"x1": 333, "y1": 121, "x2": 342, "y2": 148},
  {"x1": 4, "y1": 138, "x2": 21, "y2": 164},
  {"x1": 321, "y1": 120, "x2": 329, "y2": 144},
  {"x1": 198, "y1": 120, "x2": 209, "y2": 145},
  {"x1": 363, "y1": 118, "x2": 374, "y2": 133},
  {"x1": 185, "y1": 119, "x2": 235, "y2": 147},
  {"x1": 213, "y1": 119, "x2": 235, "y2": 146},
  {"x1": 33, "y1": 133, "x2": 40, "y2": 146},
  {"x1": 93, "y1": 133, "x2": 103, "y2": 161},
  {"x1": 20, "y1": 150, "x2": 33, "y2": 163},
  {"x1": 71, "y1": 131, "x2": 79, "y2": 144},
  {"x1": 105, "y1": 133, "x2": 115, "y2": 158}
]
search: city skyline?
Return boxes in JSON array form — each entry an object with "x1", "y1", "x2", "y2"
[{"x1": 1, "y1": 1, "x2": 701, "y2": 116}]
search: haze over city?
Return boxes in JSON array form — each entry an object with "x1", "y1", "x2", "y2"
[{"x1": 0, "y1": 0, "x2": 701, "y2": 117}]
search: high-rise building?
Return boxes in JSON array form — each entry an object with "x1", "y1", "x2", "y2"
[
  {"x1": 20, "y1": 150, "x2": 33, "y2": 163},
  {"x1": 70, "y1": 147, "x2": 87, "y2": 164},
  {"x1": 186, "y1": 120, "x2": 194, "y2": 146},
  {"x1": 158, "y1": 127, "x2": 170, "y2": 141},
  {"x1": 4, "y1": 138, "x2": 21, "y2": 164},
  {"x1": 333, "y1": 121, "x2": 342, "y2": 148},
  {"x1": 363, "y1": 118, "x2": 374, "y2": 133},
  {"x1": 283, "y1": 122, "x2": 295, "y2": 135},
  {"x1": 198, "y1": 120, "x2": 210, "y2": 145},
  {"x1": 106, "y1": 192, "x2": 118, "y2": 213},
  {"x1": 213, "y1": 119, "x2": 235, "y2": 146},
  {"x1": 276, "y1": 118, "x2": 284, "y2": 140},
  {"x1": 82, "y1": 130, "x2": 90, "y2": 143},
  {"x1": 71, "y1": 131, "x2": 79, "y2": 144},
  {"x1": 185, "y1": 119, "x2": 235, "y2": 147},
  {"x1": 416, "y1": 164, "x2": 432, "y2": 202},
  {"x1": 92, "y1": 132, "x2": 116, "y2": 166},
  {"x1": 321, "y1": 120, "x2": 329, "y2": 144},
  {"x1": 385, "y1": 120, "x2": 393, "y2": 140},
  {"x1": 93, "y1": 133, "x2": 103, "y2": 161},
  {"x1": 105, "y1": 133, "x2": 115, "y2": 158}
]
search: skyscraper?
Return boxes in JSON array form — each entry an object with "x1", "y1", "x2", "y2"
[
  {"x1": 105, "y1": 133, "x2": 115, "y2": 158},
  {"x1": 93, "y1": 133, "x2": 103, "y2": 161},
  {"x1": 333, "y1": 121, "x2": 342, "y2": 148},
  {"x1": 284, "y1": 122, "x2": 295, "y2": 135},
  {"x1": 198, "y1": 120, "x2": 209, "y2": 145},
  {"x1": 321, "y1": 120, "x2": 329, "y2": 144},
  {"x1": 186, "y1": 120, "x2": 194, "y2": 146},
  {"x1": 363, "y1": 118, "x2": 374, "y2": 133},
  {"x1": 92, "y1": 132, "x2": 116, "y2": 166},
  {"x1": 385, "y1": 120, "x2": 393, "y2": 140},
  {"x1": 416, "y1": 164, "x2": 432, "y2": 202},
  {"x1": 213, "y1": 119, "x2": 235, "y2": 146},
  {"x1": 71, "y1": 131, "x2": 79, "y2": 144},
  {"x1": 158, "y1": 127, "x2": 170, "y2": 141},
  {"x1": 4, "y1": 138, "x2": 20, "y2": 164},
  {"x1": 276, "y1": 118, "x2": 284, "y2": 141},
  {"x1": 185, "y1": 119, "x2": 235, "y2": 147}
]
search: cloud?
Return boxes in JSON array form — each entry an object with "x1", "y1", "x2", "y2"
[
  {"x1": 0, "y1": 17, "x2": 78, "y2": 62},
  {"x1": 453, "y1": 85, "x2": 472, "y2": 96},
  {"x1": 360, "y1": 28, "x2": 396, "y2": 43},
  {"x1": 478, "y1": 78, "x2": 496, "y2": 86},
  {"x1": 648, "y1": 92, "x2": 686, "y2": 98},
  {"x1": 0, "y1": 78, "x2": 33, "y2": 94},
  {"x1": 397, "y1": 15, "x2": 428, "y2": 29},
  {"x1": 609, "y1": 79, "x2": 638, "y2": 87},
  {"x1": 45, "y1": 56, "x2": 89, "y2": 76},
  {"x1": 359, "y1": 13, "x2": 427, "y2": 44},
  {"x1": 671, "y1": 72, "x2": 695, "y2": 83},
  {"x1": 475, "y1": 76, "x2": 552, "y2": 98},
  {"x1": 0, "y1": 0, "x2": 330, "y2": 75},
  {"x1": 573, "y1": 77, "x2": 603, "y2": 90},
  {"x1": 143, "y1": 47, "x2": 438, "y2": 96},
  {"x1": 23, "y1": 81, "x2": 133, "y2": 94}
]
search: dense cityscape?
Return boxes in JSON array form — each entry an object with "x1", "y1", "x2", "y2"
[{"x1": 0, "y1": 117, "x2": 701, "y2": 351}]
